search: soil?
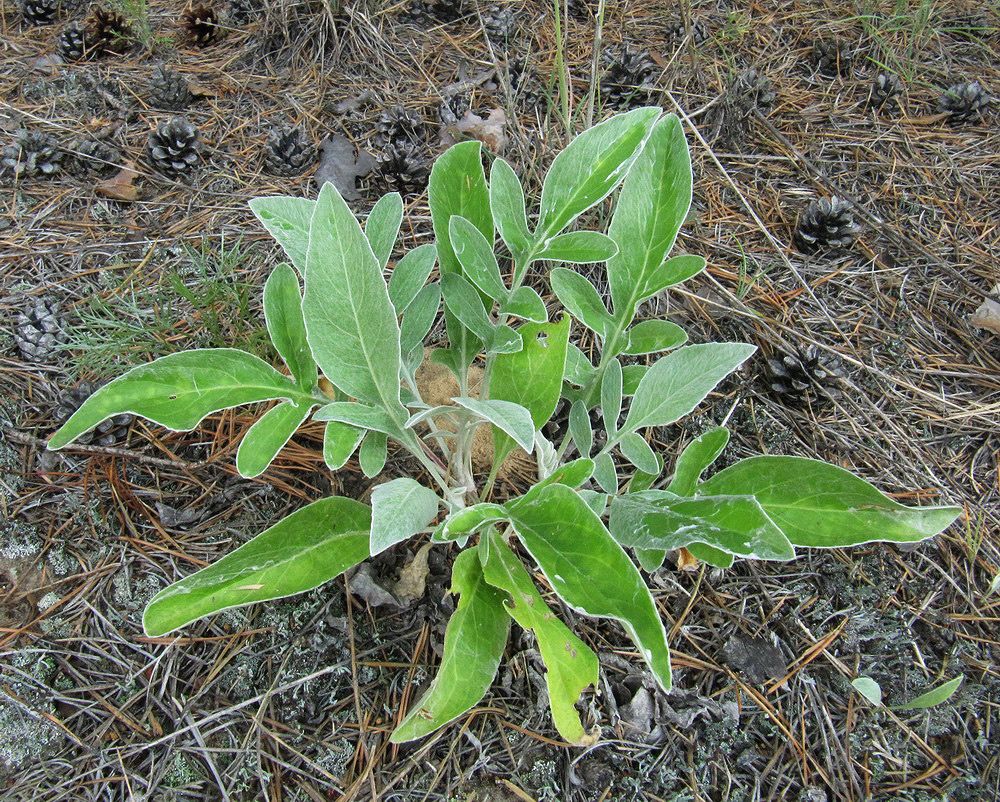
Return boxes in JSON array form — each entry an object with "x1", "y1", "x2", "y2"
[{"x1": 1, "y1": 1, "x2": 997, "y2": 801}]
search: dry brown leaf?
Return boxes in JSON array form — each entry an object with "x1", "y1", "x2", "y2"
[
  {"x1": 676, "y1": 547, "x2": 700, "y2": 572},
  {"x1": 970, "y1": 286, "x2": 1000, "y2": 336},
  {"x1": 315, "y1": 134, "x2": 375, "y2": 201},
  {"x1": 442, "y1": 108, "x2": 508, "y2": 153},
  {"x1": 96, "y1": 161, "x2": 140, "y2": 202},
  {"x1": 393, "y1": 542, "x2": 433, "y2": 603}
]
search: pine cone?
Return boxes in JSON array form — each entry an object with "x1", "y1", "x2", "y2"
[
  {"x1": 732, "y1": 68, "x2": 776, "y2": 114},
  {"x1": 401, "y1": 0, "x2": 466, "y2": 25},
  {"x1": 765, "y1": 344, "x2": 845, "y2": 405},
  {"x1": 85, "y1": 6, "x2": 133, "y2": 56},
  {"x1": 439, "y1": 92, "x2": 470, "y2": 126},
  {"x1": 14, "y1": 299, "x2": 65, "y2": 361},
  {"x1": 146, "y1": 117, "x2": 201, "y2": 177},
  {"x1": 481, "y1": 4, "x2": 515, "y2": 46},
  {"x1": 21, "y1": 0, "x2": 59, "y2": 26},
  {"x1": 265, "y1": 124, "x2": 316, "y2": 176},
  {"x1": 56, "y1": 21, "x2": 89, "y2": 61},
  {"x1": 2, "y1": 129, "x2": 62, "y2": 178},
  {"x1": 149, "y1": 65, "x2": 194, "y2": 110},
  {"x1": 55, "y1": 382, "x2": 134, "y2": 446},
  {"x1": 376, "y1": 105, "x2": 425, "y2": 146},
  {"x1": 600, "y1": 44, "x2": 656, "y2": 110},
  {"x1": 871, "y1": 72, "x2": 903, "y2": 109},
  {"x1": 938, "y1": 81, "x2": 989, "y2": 123},
  {"x1": 794, "y1": 196, "x2": 861, "y2": 254},
  {"x1": 375, "y1": 141, "x2": 429, "y2": 194},
  {"x1": 667, "y1": 17, "x2": 709, "y2": 45},
  {"x1": 70, "y1": 138, "x2": 119, "y2": 175},
  {"x1": 182, "y1": 2, "x2": 223, "y2": 46},
  {"x1": 811, "y1": 38, "x2": 852, "y2": 77},
  {"x1": 507, "y1": 57, "x2": 545, "y2": 110}
]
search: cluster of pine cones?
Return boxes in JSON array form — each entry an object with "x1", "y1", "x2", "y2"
[{"x1": 373, "y1": 106, "x2": 431, "y2": 194}]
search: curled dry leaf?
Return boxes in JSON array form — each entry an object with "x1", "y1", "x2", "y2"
[
  {"x1": 970, "y1": 286, "x2": 1000, "y2": 336},
  {"x1": 315, "y1": 134, "x2": 375, "y2": 201},
  {"x1": 393, "y1": 541, "x2": 433, "y2": 603},
  {"x1": 96, "y1": 161, "x2": 140, "y2": 201},
  {"x1": 442, "y1": 108, "x2": 508, "y2": 152}
]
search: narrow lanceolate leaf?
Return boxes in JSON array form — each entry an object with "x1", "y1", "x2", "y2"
[
  {"x1": 435, "y1": 503, "x2": 508, "y2": 542},
  {"x1": 488, "y1": 324, "x2": 523, "y2": 355},
  {"x1": 641, "y1": 254, "x2": 706, "y2": 302},
  {"x1": 143, "y1": 497, "x2": 371, "y2": 636},
  {"x1": 481, "y1": 530, "x2": 599, "y2": 745},
  {"x1": 429, "y1": 141, "x2": 493, "y2": 371},
  {"x1": 536, "y1": 231, "x2": 618, "y2": 264},
  {"x1": 236, "y1": 401, "x2": 313, "y2": 479},
  {"x1": 304, "y1": 182, "x2": 403, "y2": 413},
  {"x1": 391, "y1": 549, "x2": 510, "y2": 742},
  {"x1": 623, "y1": 343, "x2": 756, "y2": 432},
  {"x1": 569, "y1": 400, "x2": 593, "y2": 457},
  {"x1": 489, "y1": 156, "x2": 531, "y2": 258},
  {"x1": 369, "y1": 478, "x2": 440, "y2": 555},
  {"x1": 564, "y1": 344, "x2": 596, "y2": 387},
  {"x1": 550, "y1": 268, "x2": 611, "y2": 336},
  {"x1": 667, "y1": 427, "x2": 730, "y2": 496},
  {"x1": 618, "y1": 432, "x2": 660, "y2": 475},
  {"x1": 452, "y1": 397, "x2": 535, "y2": 455},
  {"x1": 893, "y1": 675, "x2": 964, "y2": 711},
  {"x1": 592, "y1": 451, "x2": 618, "y2": 494},
  {"x1": 400, "y1": 283, "x2": 441, "y2": 362},
  {"x1": 365, "y1": 191, "x2": 403, "y2": 270},
  {"x1": 501, "y1": 286, "x2": 547, "y2": 323},
  {"x1": 698, "y1": 456, "x2": 963, "y2": 547},
  {"x1": 49, "y1": 349, "x2": 310, "y2": 450},
  {"x1": 313, "y1": 402, "x2": 399, "y2": 435},
  {"x1": 606, "y1": 114, "x2": 692, "y2": 322},
  {"x1": 441, "y1": 272, "x2": 494, "y2": 343},
  {"x1": 249, "y1": 195, "x2": 315, "y2": 273},
  {"x1": 520, "y1": 458, "x2": 596, "y2": 504},
  {"x1": 450, "y1": 215, "x2": 507, "y2": 301},
  {"x1": 388, "y1": 243, "x2": 437, "y2": 314},
  {"x1": 609, "y1": 492, "x2": 795, "y2": 562},
  {"x1": 536, "y1": 107, "x2": 661, "y2": 241},
  {"x1": 263, "y1": 263, "x2": 316, "y2": 388},
  {"x1": 507, "y1": 484, "x2": 672, "y2": 690},
  {"x1": 489, "y1": 316, "x2": 571, "y2": 463},
  {"x1": 621, "y1": 320, "x2": 687, "y2": 356},
  {"x1": 601, "y1": 358, "x2": 623, "y2": 436},
  {"x1": 358, "y1": 430, "x2": 387, "y2": 477},
  {"x1": 323, "y1": 421, "x2": 364, "y2": 470}
]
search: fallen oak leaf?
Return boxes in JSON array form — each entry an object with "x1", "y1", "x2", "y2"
[
  {"x1": 441, "y1": 108, "x2": 508, "y2": 152},
  {"x1": 96, "y1": 161, "x2": 140, "y2": 201},
  {"x1": 314, "y1": 134, "x2": 375, "y2": 201}
]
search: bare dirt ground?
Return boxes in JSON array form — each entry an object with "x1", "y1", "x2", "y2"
[{"x1": 1, "y1": 1, "x2": 998, "y2": 800}]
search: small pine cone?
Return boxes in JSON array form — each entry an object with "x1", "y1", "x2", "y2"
[
  {"x1": 600, "y1": 44, "x2": 656, "y2": 110},
  {"x1": 149, "y1": 65, "x2": 194, "y2": 111},
  {"x1": 811, "y1": 38, "x2": 852, "y2": 77},
  {"x1": 2, "y1": 129, "x2": 62, "y2": 178},
  {"x1": 86, "y1": 6, "x2": 133, "y2": 56},
  {"x1": 667, "y1": 17, "x2": 709, "y2": 45},
  {"x1": 14, "y1": 299, "x2": 65, "y2": 361},
  {"x1": 56, "y1": 382, "x2": 134, "y2": 446},
  {"x1": 732, "y1": 68, "x2": 776, "y2": 114},
  {"x1": 871, "y1": 72, "x2": 903, "y2": 109},
  {"x1": 228, "y1": 0, "x2": 259, "y2": 24},
  {"x1": 375, "y1": 141, "x2": 429, "y2": 194},
  {"x1": 21, "y1": 0, "x2": 59, "y2": 26},
  {"x1": 56, "y1": 21, "x2": 89, "y2": 61},
  {"x1": 507, "y1": 57, "x2": 545, "y2": 110},
  {"x1": 376, "y1": 105, "x2": 425, "y2": 146},
  {"x1": 70, "y1": 138, "x2": 119, "y2": 175},
  {"x1": 482, "y1": 4, "x2": 515, "y2": 46},
  {"x1": 765, "y1": 344, "x2": 845, "y2": 405},
  {"x1": 265, "y1": 124, "x2": 316, "y2": 176},
  {"x1": 794, "y1": 196, "x2": 862, "y2": 254},
  {"x1": 439, "y1": 92, "x2": 470, "y2": 126},
  {"x1": 182, "y1": 2, "x2": 223, "y2": 46},
  {"x1": 146, "y1": 117, "x2": 201, "y2": 177},
  {"x1": 938, "y1": 81, "x2": 989, "y2": 123}
]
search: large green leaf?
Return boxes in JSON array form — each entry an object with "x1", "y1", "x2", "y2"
[
  {"x1": 507, "y1": 484, "x2": 672, "y2": 690},
  {"x1": 621, "y1": 320, "x2": 687, "y2": 356},
  {"x1": 605, "y1": 115, "x2": 692, "y2": 322},
  {"x1": 481, "y1": 530, "x2": 599, "y2": 745},
  {"x1": 609, "y1": 492, "x2": 795, "y2": 562},
  {"x1": 263, "y1": 263, "x2": 316, "y2": 388},
  {"x1": 365, "y1": 192, "x2": 403, "y2": 270},
  {"x1": 536, "y1": 231, "x2": 618, "y2": 264},
  {"x1": 640, "y1": 254, "x2": 706, "y2": 302},
  {"x1": 391, "y1": 549, "x2": 510, "y2": 742},
  {"x1": 489, "y1": 316, "x2": 571, "y2": 463},
  {"x1": 143, "y1": 497, "x2": 371, "y2": 636},
  {"x1": 536, "y1": 107, "x2": 660, "y2": 240},
  {"x1": 304, "y1": 182, "x2": 403, "y2": 413},
  {"x1": 623, "y1": 343, "x2": 755, "y2": 432},
  {"x1": 49, "y1": 349, "x2": 310, "y2": 449},
  {"x1": 501, "y1": 286, "x2": 547, "y2": 323},
  {"x1": 441, "y1": 272, "x2": 494, "y2": 343},
  {"x1": 489, "y1": 156, "x2": 531, "y2": 258},
  {"x1": 249, "y1": 195, "x2": 315, "y2": 274},
  {"x1": 369, "y1": 478, "x2": 441, "y2": 555},
  {"x1": 550, "y1": 268, "x2": 611, "y2": 336},
  {"x1": 429, "y1": 141, "x2": 493, "y2": 371},
  {"x1": 388, "y1": 243, "x2": 437, "y2": 314},
  {"x1": 698, "y1": 456, "x2": 963, "y2": 547},
  {"x1": 236, "y1": 400, "x2": 313, "y2": 479},
  {"x1": 667, "y1": 426, "x2": 730, "y2": 496},
  {"x1": 450, "y1": 215, "x2": 507, "y2": 301}
]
